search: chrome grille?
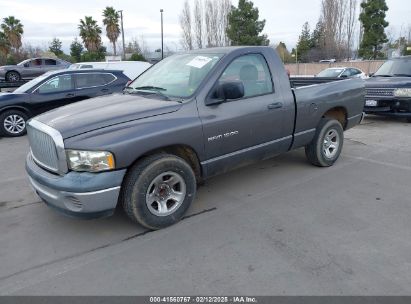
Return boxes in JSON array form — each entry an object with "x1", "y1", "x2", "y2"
[
  {"x1": 366, "y1": 88, "x2": 395, "y2": 97},
  {"x1": 27, "y1": 124, "x2": 59, "y2": 173}
]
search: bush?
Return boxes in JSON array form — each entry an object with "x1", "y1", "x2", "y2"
[{"x1": 130, "y1": 53, "x2": 146, "y2": 62}]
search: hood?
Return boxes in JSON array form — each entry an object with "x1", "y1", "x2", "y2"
[
  {"x1": 36, "y1": 93, "x2": 183, "y2": 139},
  {"x1": 0, "y1": 92, "x2": 29, "y2": 103},
  {"x1": 0, "y1": 65, "x2": 18, "y2": 69},
  {"x1": 365, "y1": 76, "x2": 411, "y2": 88}
]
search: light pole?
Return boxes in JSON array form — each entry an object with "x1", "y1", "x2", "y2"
[
  {"x1": 119, "y1": 10, "x2": 126, "y2": 60},
  {"x1": 160, "y1": 9, "x2": 164, "y2": 60}
]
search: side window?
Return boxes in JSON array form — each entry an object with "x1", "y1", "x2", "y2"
[
  {"x1": 38, "y1": 75, "x2": 73, "y2": 93},
  {"x1": 341, "y1": 69, "x2": 351, "y2": 77},
  {"x1": 218, "y1": 54, "x2": 273, "y2": 98},
  {"x1": 351, "y1": 68, "x2": 361, "y2": 75},
  {"x1": 44, "y1": 59, "x2": 57, "y2": 66},
  {"x1": 30, "y1": 59, "x2": 43, "y2": 67},
  {"x1": 75, "y1": 73, "x2": 115, "y2": 89}
]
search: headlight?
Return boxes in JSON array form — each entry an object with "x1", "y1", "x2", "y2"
[
  {"x1": 394, "y1": 88, "x2": 411, "y2": 97},
  {"x1": 66, "y1": 150, "x2": 115, "y2": 172}
]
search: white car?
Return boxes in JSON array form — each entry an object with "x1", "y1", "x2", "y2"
[
  {"x1": 316, "y1": 67, "x2": 367, "y2": 79},
  {"x1": 69, "y1": 61, "x2": 151, "y2": 80}
]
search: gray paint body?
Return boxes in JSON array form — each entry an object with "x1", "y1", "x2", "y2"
[{"x1": 27, "y1": 46, "x2": 365, "y2": 216}]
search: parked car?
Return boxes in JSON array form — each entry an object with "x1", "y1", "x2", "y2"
[
  {"x1": 316, "y1": 67, "x2": 367, "y2": 79},
  {"x1": 0, "y1": 58, "x2": 71, "y2": 82},
  {"x1": 69, "y1": 61, "x2": 151, "y2": 80},
  {"x1": 364, "y1": 56, "x2": 411, "y2": 122},
  {"x1": 0, "y1": 69, "x2": 130, "y2": 136},
  {"x1": 25, "y1": 46, "x2": 364, "y2": 229}
]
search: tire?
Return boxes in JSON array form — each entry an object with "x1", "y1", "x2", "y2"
[
  {"x1": 0, "y1": 110, "x2": 29, "y2": 137},
  {"x1": 305, "y1": 118, "x2": 344, "y2": 167},
  {"x1": 5, "y1": 71, "x2": 21, "y2": 82},
  {"x1": 120, "y1": 153, "x2": 197, "y2": 230}
]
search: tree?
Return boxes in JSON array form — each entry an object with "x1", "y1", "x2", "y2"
[
  {"x1": 346, "y1": 0, "x2": 358, "y2": 60},
  {"x1": 275, "y1": 42, "x2": 293, "y2": 63},
  {"x1": 179, "y1": 0, "x2": 193, "y2": 50},
  {"x1": 49, "y1": 38, "x2": 63, "y2": 56},
  {"x1": 296, "y1": 22, "x2": 312, "y2": 62},
  {"x1": 193, "y1": 0, "x2": 204, "y2": 49},
  {"x1": 1, "y1": 16, "x2": 24, "y2": 51},
  {"x1": 70, "y1": 38, "x2": 83, "y2": 62},
  {"x1": 102, "y1": 6, "x2": 120, "y2": 56},
  {"x1": 78, "y1": 16, "x2": 102, "y2": 53},
  {"x1": 226, "y1": 0, "x2": 269, "y2": 46},
  {"x1": 359, "y1": 0, "x2": 389, "y2": 59},
  {"x1": 0, "y1": 31, "x2": 10, "y2": 57}
]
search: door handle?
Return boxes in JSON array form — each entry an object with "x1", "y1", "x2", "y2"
[
  {"x1": 66, "y1": 93, "x2": 75, "y2": 97},
  {"x1": 101, "y1": 88, "x2": 109, "y2": 92},
  {"x1": 267, "y1": 102, "x2": 283, "y2": 110}
]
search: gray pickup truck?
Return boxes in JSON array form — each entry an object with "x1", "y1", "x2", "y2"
[{"x1": 25, "y1": 46, "x2": 364, "y2": 229}]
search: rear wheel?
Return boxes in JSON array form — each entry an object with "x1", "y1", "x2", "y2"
[
  {"x1": 120, "y1": 153, "x2": 197, "y2": 230},
  {"x1": 305, "y1": 118, "x2": 344, "y2": 167},
  {"x1": 0, "y1": 110, "x2": 28, "y2": 137},
  {"x1": 5, "y1": 71, "x2": 21, "y2": 82}
]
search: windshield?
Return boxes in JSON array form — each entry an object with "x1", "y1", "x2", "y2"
[
  {"x1": 317, "y1": 68, "x2": 344, "y2": 77},
  {"x1": 14, "y1": 74, "x2": 50, "y2": 93},
  {"x1": 127, "y1": 53, "x2": 223, "y2": 98},
  {"x1": 17, "y1": 59, "x2": 30, "y2": 66},
  {"x1": 374, "y1": 58, "x2": 411, "y2": 76}
]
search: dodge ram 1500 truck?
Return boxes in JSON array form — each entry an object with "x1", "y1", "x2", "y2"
[{"x1": 25, "y1": 46, "x2": 365, "y2": 229}]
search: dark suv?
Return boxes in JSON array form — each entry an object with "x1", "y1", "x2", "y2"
[
  {"x1": 365, "y1": 56, "x2": 411, "y2": 122},
  {"x1": 0, "y1": 69, "x2": 130, "y2": 136}
]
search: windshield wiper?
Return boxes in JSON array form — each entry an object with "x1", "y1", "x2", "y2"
[
  {"x1": 392, "y1": 74, "x2": 411, "y2": 77},
  {"x1": 134, "y1": 86, "x2": 167, "y2": 91}
]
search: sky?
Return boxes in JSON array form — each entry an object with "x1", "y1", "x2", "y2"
[{"x1": 0, "y1": 0, "x2": 410, "y2": 53}]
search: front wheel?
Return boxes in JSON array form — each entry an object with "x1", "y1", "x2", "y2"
[
  {"x1": 5, "y1": 71, "x2": 21, "y2": 82},
  {"x1": 0, "y1": 110, "x2": 29, "y2": 137},
  {"x1": 305, "y1": 118, "x2": 344, "y2": 167},
  {"x1": 120, "y1": 153, "x2": 197, "y2": 230}
]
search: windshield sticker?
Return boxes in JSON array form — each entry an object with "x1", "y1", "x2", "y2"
[{"x1": 186, "y1": 56, "x2": 213, "y2": 69}]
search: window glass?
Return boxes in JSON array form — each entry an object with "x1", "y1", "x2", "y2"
[
  {"x1": 350, "y1": 69, "x2": 361, "y2": 75},
  {"x1": 30, "y1": 59, "x2": 43, "y2": 67},
  {"x1": 38, "y1": 75, "x2": 73, "y2": 93},
  {"x1": 44, "y1": 59, "x2": 57, "y2": 65},
  {"x1": 341, "y1": 69, "x2": 351, "y2": 77},
  {"x1": 75, "y1": 73, "x2": 115, "y2": 89},
  {"x1": 218, "y1": 54, "x2": 273, "y2": 98},
  {"x1": 129, "y1": 53, "x2": 222, "y2": 98}
]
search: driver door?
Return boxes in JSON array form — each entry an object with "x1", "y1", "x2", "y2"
[{"x1": 29, "y1": 74, "x2": 76, "y2": 115}]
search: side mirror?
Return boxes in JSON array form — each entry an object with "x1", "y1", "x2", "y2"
[
  {"x1": 340, "y1": 74, "x2": 348, "y2": 78},
  {"x1": 369, "y1": 73, "x2": 374, "y2": 77},
  {"x1": 206, "y1": 81, "x2": 244, "y2": 106}
]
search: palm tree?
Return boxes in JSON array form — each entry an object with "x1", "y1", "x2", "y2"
[
  {"x1": 78, "y1": 16, "x2": 102, "y2": 52},
  {"x1": 1, "y1": 16, "x2": 24, "y2": 51},
  {"x1": 0, "y1": 31, "x2": 10, "y2": 57},
  {"x1": 102, "y1": 7, "x2": 120, "y2": 56}
]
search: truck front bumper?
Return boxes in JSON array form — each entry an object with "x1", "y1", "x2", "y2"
[{"x1": 26, "y1": 153, "x2": 126, "y2": 219}]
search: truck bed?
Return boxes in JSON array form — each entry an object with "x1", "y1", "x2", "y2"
[{"x1": 290, "y1": 77, "x2": 344, "y2": 88}]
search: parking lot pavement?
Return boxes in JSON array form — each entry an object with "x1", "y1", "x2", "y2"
[{"x1": 0, "y1": 116, "x2": 411, "y2": 295}]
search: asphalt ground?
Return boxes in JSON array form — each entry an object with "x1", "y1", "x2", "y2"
[{"x1": 0, "y1": 115, "x2": 411, "y2": 295}]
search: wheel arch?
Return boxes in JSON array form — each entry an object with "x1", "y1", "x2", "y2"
[
  {"x1": 129, "y1": 144, "x2": 203, "y2": 183},
  {"x1": 322, "y1": 106, "x2": 347, "y2": 129},
  {"x1": 0, "y1": 106, "x2": 32, "y2": 117}
]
